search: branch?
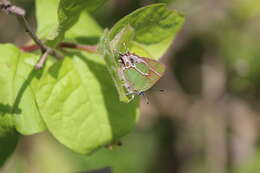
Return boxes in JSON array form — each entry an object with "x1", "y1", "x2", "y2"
[
  {"x1": 59, "y1": 42, "x2": 97, "y2": 53},
  {"x1": 0, "y1": 0, "x2": 25, "y2": 16},
  {"x1": 19, "y1": 44, "x2": 39, "y2": 52},
  {"x1": 20, "y1": 42, "x2": 98, "y2": 53},
  {"x1": 35, "y1": 48, "x2": 51, "y2": 69},
  {"x1": 0, "y1": 0, "x2": 63, "y2": 69}
]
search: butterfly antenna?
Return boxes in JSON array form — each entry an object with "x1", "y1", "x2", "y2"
[
  {"x1": 139, "y1": 92, "x2": 149, "y2": 104},
  {"x1": 150, "y1": 88, "x2": 165, "y2": 93}
]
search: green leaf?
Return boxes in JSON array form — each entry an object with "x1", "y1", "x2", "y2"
[
  {"x1": 35, "y1": 10, "x2": 138, "y2": 154},
  {"x1": 64, "y1": 130, "x2": 158, "y2": 173},
  {"x1": 0, "y1": 130, "x2": 19, "y2": 167},
  {"x1": 65, "y1": 11, "x2": 103, "y2": 44},
  {"x1": 36, "y1": 0, "x2": 106, "y2": 46},
  {"x1": 36, "y1": 0, "x2": 60, "y2": 42},
  {"x1": 110, "y1": 3, "x2": 185, "y2": 59},
  {"x1": 36, "y1": 52, "x2": 139, "y2": 154},
  {"x1": 0, "y1": 44, "x2": 46, "y2": 135}
]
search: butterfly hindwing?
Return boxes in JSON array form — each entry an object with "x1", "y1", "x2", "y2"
[{"x1": 119, "y1": 53, "x2": 165, "y2": 95}]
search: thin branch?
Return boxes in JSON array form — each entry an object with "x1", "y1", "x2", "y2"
[
  {"x1": 16, "y1": 15, "x2": 47, "y2": 53},
  {"x1": 35, "y1": 48, "x2": 51, "y2": 69},
  {"x1": 59, "y1": 42, "x2": 97, "y2": 53},
  {"x1": 0, "y1": 0, "x2": 64, "y2": 69},
  {"x1": 20, "y1": 42, "x2": 98, "y2": 53},
  {"x1": 0, "y1": 0, "x2": 25, "y2": 16},
  {"x1": 20, "y1": 44, "x2": 39, "y2": 52}
]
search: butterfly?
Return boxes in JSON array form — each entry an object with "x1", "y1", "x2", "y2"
[{"x1": 118, "y1": 52, "x2": 165, "y2": 98}]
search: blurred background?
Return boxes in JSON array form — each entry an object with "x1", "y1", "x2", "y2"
[{"x1": 1, "y1": 0, "x2": 260, "y2": 173}]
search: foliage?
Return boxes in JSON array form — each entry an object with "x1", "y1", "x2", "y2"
[
  {"x1": 99, "y1": 4, "x2": 184, "y2": 102},
  {"x1": 0, "y1": 0, "x2": 184, "y2": 167}
]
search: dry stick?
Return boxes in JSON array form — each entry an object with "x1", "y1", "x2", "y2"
[{"x1": 0, "y1": 0, "x2": 64, "y2": 69}]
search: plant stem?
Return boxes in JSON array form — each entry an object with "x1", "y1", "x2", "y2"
[
  {"x1": 59, "y1": 42, "x2": 97, "y2": 53},
  {"x1": 35, "y1": 48, "x2": 51, "y2": 69},
  {"x1": 20, "y1": 44, "x2": 39, "y2": 52},
  {"x1": 0, "y1": 0, "x2": 64, "y2": 69},
  {"x1": 20, "y1": 42, "x2": 98, "y2": 53},
  {"x1": 16, "y1": 16, "x2": 46, "y2": 52},
  {"x1": 0, "y1": 0, "x2": 25, "y2": 16}
]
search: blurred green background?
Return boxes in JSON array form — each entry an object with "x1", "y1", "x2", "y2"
[{"x1": 1, "y1": 0, "x2": 260, "y2": 173}]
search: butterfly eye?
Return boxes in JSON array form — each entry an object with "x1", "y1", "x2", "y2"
[{"x1": 130, "y1": 58, "x2": 134, "y2": 64}]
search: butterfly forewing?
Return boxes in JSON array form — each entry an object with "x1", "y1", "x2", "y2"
[{"x1": 121, "y1": 55, "x2": 165, "y2": 94}]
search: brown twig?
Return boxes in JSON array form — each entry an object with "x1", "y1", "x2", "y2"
[
  {"x1": 35, "y1": 48, "x2": 51, "y2": 69},
  {"x1": 0, "y1": 0, "x2": 25, "y2": 16},
  {"x1": 0, "y1": 0, "x2": 63, "y2": 69}
]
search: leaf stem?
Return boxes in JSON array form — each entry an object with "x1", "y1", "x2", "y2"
[
  {"x1": 59, "y1": 42, "x2": 97, "y2": 53},
  {"x1": 20, "y1": 42, "x2": 98, "y2": 53},
  {"x1": 0, "y1": 0, "x2": 64, "y2": 69},
  {"x1": 35, "y1": 48, "x2": 51, "y2": 69}
]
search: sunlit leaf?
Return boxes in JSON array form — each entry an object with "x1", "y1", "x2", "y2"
[
  {"x1": 0, "y1": 44, "x2": 46, "y2": 135},
  {"x1": 36, "y1": 52, "x2": 138, "y2": 154},
  {"x1": 36, "y1": 0, "x2": 106, "y2": 46},
  {"x1": 110, "y1": 3, "x2": 185, "y2": 59}
]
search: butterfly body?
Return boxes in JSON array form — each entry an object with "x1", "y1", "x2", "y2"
[{"x1": 118, "y1": 52, "x2": 165, "y2": 96}]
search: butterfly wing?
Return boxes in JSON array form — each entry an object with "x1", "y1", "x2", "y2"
[{"x1": 123, "y1": 57, "x2": 165, "y2": 93}]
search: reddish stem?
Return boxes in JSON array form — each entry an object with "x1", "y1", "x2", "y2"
[
  {"x1": 59, "y1": 42, "x2": 97, "y2": 53},
  {"x1": 20, "y1": 42, "x2": 98, "y2": 53},
  {"x1": 20, "y1": 44, "x2": 39, "y2": 52}
]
